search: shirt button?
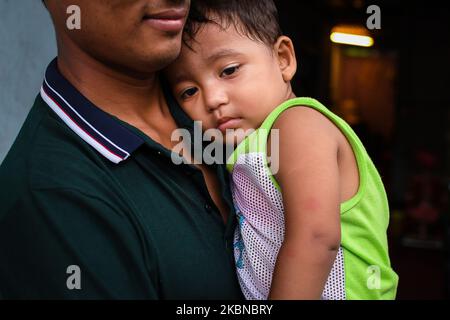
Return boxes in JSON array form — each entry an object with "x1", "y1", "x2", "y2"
[{"x1": 204, "y1": 203, "x2": 212, "y2": 212}]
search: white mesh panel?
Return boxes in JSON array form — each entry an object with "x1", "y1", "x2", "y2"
[
  {"x1": 322, "y1": 247, "x2": 346, "y2": 300},
  {"x1": 231, "y1": 152, "x2": 346, "y2": 300}
]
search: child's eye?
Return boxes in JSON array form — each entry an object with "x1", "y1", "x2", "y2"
[
  {"x1": 220, "y1": 65, "x2": 240, "y2": 78},
  {"x1": 180, "y1": 87, "x2": 198, "y2": 100}
]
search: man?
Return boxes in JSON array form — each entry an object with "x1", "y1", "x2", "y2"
[{"x1": 0, "y1": 0, "x2": 243, "y2": 299}]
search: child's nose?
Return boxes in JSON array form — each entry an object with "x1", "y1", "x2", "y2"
[{"x1": 204, "y1": 88, "x2": 229, "y2": 113}]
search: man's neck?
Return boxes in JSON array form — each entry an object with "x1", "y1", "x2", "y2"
[{"x1": 56, "y1": 47, "x2": 173, "y2": 135}]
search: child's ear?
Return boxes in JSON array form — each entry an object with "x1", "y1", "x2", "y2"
[{"x1": 273, "y1": 36, "x2": 297, "y2": 82}]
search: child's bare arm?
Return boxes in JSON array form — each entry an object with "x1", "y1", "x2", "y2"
[{"x1": 268, "y1": 107, "x2": 341, "y2": 300}]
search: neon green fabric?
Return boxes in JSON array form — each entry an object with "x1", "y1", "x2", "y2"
[{"x1": 227, "y1": 97, "x2": 398, "y2": 299}]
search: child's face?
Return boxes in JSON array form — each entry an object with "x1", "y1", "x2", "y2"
[{"x1": 165, "y1": 20, "x2": 296, "y2": 145}]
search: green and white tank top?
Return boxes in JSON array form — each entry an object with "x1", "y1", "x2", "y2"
[{"x1": 227, "y1": 97, "x2": 398, "y2": 300}]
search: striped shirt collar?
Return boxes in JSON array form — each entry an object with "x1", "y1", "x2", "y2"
[{"x1": 40, "y1": 58, "x2": 145, "y2": 164}]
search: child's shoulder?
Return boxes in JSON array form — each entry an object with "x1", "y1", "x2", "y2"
[{"x1": 272, "y1": 104, "x2": 340, "y2": 143}]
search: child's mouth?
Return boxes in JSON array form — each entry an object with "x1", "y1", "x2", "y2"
[{"x1": 217, "y1": 117, "x2": 242, "y2": 132}]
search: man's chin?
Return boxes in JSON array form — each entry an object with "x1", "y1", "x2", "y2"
[{"x1": 146, "y1": 44, "x2": 183, "y2": 72}]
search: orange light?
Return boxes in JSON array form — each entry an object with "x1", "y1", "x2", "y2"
[{"x1": 330, "y1": 25, "x2": 374, "y2": 47}]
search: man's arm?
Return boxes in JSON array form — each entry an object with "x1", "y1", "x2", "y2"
[
  {"x1": 0, "y1": 186, "x2": 158, "y2": 299},
  {"x1": 268, "y1": 107, "x2": 341, "y2": 300}
]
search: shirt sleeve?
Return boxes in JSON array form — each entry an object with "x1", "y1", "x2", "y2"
[{"x1": 0, "y1": 186, "x2": 158, "y2": 299}]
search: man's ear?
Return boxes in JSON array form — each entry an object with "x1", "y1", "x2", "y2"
[{"x1": 273, "y1": 36, "x2": 297, "y2": 82}]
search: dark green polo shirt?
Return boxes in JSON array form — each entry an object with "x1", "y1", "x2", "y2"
[{"x1": 0, "y1": 59, "x2": 244, "y2": 299}]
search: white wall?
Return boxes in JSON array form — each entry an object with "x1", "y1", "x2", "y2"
[{"x1": 0, "y1": 0, "x2": 56, "y2": 161}]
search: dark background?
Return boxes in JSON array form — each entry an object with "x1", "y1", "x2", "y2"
[{"x1": 276, "y1": 0, "x2": 450, "y2": 299}]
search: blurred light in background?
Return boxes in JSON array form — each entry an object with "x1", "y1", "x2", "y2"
[
  {"x1": 330, "y1": 32, "x2": 374, "y2": 47},
  {"x1": 330, "y1": 25, "x2": 374, "y2": 47}
]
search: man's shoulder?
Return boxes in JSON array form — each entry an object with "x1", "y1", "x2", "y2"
[{"x1": 0, "y1": 96, "x2": 109, "y2": 191}]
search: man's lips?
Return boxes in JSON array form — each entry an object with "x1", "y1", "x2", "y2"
[
  {"x1": 217, "y1": 117, "x2": 242, "y2": 132},
  {"x1": 142, "y1": 8, "x2": 188, "y2": 33}
]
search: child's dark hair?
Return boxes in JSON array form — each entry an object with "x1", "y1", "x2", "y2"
[{"x1": 185, "y1": 0, "x2": 282, "y2": 47}]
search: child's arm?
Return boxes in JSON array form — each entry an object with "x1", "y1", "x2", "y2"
[{"x1": 268, "y1": 107, "x2": 341, "y2": 300}]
